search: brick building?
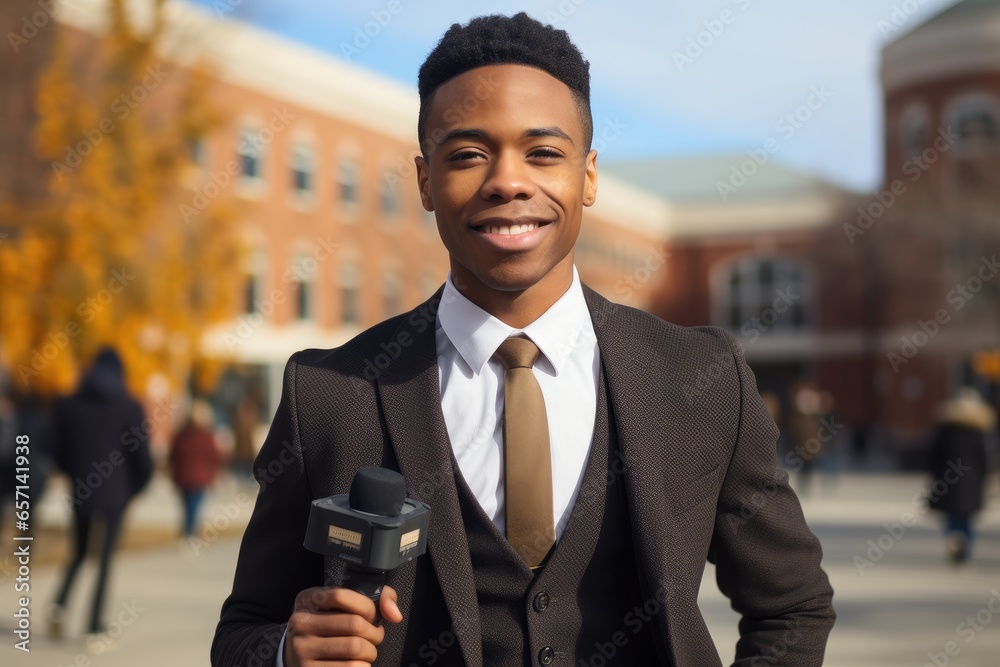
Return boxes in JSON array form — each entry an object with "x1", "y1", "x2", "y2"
[
  {"x1": 19, "y1": 0, "x2": 997, "y2": 463},
  {"x1": 607, "y1": 0, "x2": 1000, "y2": 463},
  {"x1": 603, "y1": 157, "x2": 859, "y2": 449},
  {"x1": 50, "y1": 0, "x2": 671, "y2": 452}
]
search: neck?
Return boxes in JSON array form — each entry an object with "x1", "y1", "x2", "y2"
[{"x1": 451, "y1": 258, "x2": 574, "y2": 329}]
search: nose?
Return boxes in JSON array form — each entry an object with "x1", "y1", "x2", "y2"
[{"x1": 479, "y1": 150, "x2": 537, "y2": 202}]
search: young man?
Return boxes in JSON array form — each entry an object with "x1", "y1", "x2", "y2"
[{"x1": 212, "y1": 13, "x2": 835, "y2": 667}]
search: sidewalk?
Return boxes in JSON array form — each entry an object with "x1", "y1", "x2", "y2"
[
  {"x1": 15, "y1": 469, "x2": 259, "y2": 566},
  {"x1": 2, "y1": 472, "x2": 998, "y2": 666}
]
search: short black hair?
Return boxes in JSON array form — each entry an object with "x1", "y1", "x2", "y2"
[{"x1": 417, "y1": 12, "x2": 592, "y2": 155}]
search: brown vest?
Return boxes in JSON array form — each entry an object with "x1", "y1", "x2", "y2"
[{"x1": 454, "y1": 360, "x2": 661, "y2": 665}]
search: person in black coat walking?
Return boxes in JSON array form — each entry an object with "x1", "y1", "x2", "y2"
[
  {"x1": 49, "y1": 347, "x2": 153, "y2": 636},
  {"x1": 927, "y1": 386, "x2": 996, "y2": 564}
]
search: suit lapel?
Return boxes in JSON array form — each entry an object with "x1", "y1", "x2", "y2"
[
  {"x1": 582, "y1": 285, "x2": 686, "y2": 664},
  {"x1": 374, "y1": 289, "x2": 483, "y2": 667}
]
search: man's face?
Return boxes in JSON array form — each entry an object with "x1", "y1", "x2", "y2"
[{"x1": 415, "y1": 64, "x2": 598, "y2": 301}]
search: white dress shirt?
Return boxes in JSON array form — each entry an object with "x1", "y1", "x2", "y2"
[
  {"x1": 436, "y1": 265, "x2": 600, "y2": 538},
  {"x1": 276, "y1": 267, "x2": 599, "y2": 666}
]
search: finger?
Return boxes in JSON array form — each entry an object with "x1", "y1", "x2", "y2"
[
  {"x1": 287, "y1": 610, "x2": 385, "y2": 646},
  {"x1": 378, "y1": 586, "x2": 403, "y2": 624},
  {"x1": 293, "y1": 587, "x2": 379, "y2": 622},
  {"x1": 293, "y1": 634, "x2": 379, "y2": 664}
]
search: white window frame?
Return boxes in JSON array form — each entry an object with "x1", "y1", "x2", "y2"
[
  {"x1": 946, "y1": 92, "x2": 1000, "y2": 159},
  {"x1": 712, "y1": 255, "x2": 812, "y2": 335}
]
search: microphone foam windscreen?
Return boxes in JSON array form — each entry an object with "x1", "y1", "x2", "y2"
[{"x1": 349, "y1": 467, "x2": 407, "y2": 516}]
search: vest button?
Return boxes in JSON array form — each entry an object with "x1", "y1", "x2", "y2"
[
  {"x1": 538, "y1": 646, "x2": 555, "y2": 665},
  {"x1": 533, "y1": 592, "x2": 550, "y2": 612}
]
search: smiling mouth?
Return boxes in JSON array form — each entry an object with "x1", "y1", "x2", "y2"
[{"x1": 472, "y1": 221, "x2": 552, "y2": 235}]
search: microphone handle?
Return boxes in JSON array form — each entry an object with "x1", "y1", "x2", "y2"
[{"x1": 343, "y1": 565, "x2": 387, "y2": 603}]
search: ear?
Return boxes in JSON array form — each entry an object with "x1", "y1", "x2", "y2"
[
  {"x1": 415, "y1": 154, "x2": 433, "y2": 212},
  {"x1": 583, "y1": 149, "x2": 598, "y2": 207}
]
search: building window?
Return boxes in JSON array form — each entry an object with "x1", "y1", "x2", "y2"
[
  {"x1": 290, "y1": 255, "x2": 313, "y2": 321},
  {"x1": 187, "y1": 136, "x2": 207, "y2": 168},
  {"x1": 244, "y1": 250, "x2": 266, "y2": 315},
  {"x1": 719, "y1": 257, "x2": 810, "y2": 333},
  {"x1": 294, "y1": 280, "x2": 311, "y2": 320},
  {"x1": 338, "y1": 157, "x2": 359, "y2": 207},
  {"x1": 341, "y1": 264, "x2": 360, "y2": 326},
  {"x1": 899, "y1": 104, "x2": 929, "y2": 160},
  {"x1": 290, "y1": 143, "x2": 314, "y2": 197},
  {"x1": 382, "y1": 272, "x2": 401, "y2": 318},
  {"x1": 380, "y1": 176, "x2": 400, "y2": 221},
  {"x1": 948, "y1": 94, "x2": 1000, "y2": 158},
  {"x1": 237, "y1": 127, "x2": 265, "y2": 183},
  {"x1": 244, "y1": 275, "x2": 258, "y2": 315}
]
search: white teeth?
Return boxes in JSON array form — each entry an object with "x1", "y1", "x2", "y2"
[{"x1": 484, "y1": 223, "x2": 538, "y2": 235}]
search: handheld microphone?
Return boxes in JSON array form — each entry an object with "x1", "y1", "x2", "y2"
[{"x1": 303, "y1": 467, "x2": 430, "y2": 602}]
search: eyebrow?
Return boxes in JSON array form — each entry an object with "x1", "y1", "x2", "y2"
[{"x1": 438, "y1": 126, "x2": 575, "y2": 146}]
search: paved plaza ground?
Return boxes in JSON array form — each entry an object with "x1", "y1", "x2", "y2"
[{"x1": 2, "y1": 471, "x2": 999, "y2": 666}]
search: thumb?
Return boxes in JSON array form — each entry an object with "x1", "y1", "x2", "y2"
[{"x1": 379, "y1": 585, "x2": 403, "y2": 624}]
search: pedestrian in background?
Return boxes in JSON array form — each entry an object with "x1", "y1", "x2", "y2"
[
  {"x1": 927, "y1": 386, "x2": 996, "y2": 564},
  {"x1": 787, "y1": 380, "x2": 835, "y2": 495},
  {"x1": 169, "y1": 399, "x2": 223, "y2": 538},
  {"x1": 0, "y1": 383, "x2": 56, "y2": 537},
  {"x1": 50, "y1": 347, "x2": 152, "y2": 637}
]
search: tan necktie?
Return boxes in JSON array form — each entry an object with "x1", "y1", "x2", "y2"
[{"x1": 494, "y1": 336, "x2": 555, "y2": 569}]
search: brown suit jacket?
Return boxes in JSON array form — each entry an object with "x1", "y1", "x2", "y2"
[{"x1": 211, "y1": 284, "x2": 835, "y2": 667}]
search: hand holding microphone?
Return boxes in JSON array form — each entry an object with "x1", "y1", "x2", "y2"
[{"x1": 285, "y1": 467, "x2": 431, "y2": 666}]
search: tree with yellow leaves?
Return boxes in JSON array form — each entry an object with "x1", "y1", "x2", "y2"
[{"x1": 0, "y1": 0, "x2": 242, "y2": 399}]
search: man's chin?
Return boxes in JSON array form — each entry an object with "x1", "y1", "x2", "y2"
[{"x1": 479, "y1": 262, "x2": 570, "y2": 295}]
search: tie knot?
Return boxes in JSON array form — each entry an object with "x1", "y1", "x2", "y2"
[{"x1": 493, "y1": 336, "x2": 540, "y2": 370}]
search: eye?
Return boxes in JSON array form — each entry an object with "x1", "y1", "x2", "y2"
[
  {"x1": 529, "y1": 148, "x2": 563, "y2": 160},
  {"x1": 446, "y1": 150, "x2": 485, "y2": 163}
]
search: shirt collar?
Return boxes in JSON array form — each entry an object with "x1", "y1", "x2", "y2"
[{"x1": 437, "y1": 266, "x2": 591, "y2": 377}]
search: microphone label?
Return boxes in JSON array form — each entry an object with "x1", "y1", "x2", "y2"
[
  {"x1": 328, "y1": 526, "x2": 363, "y2": 550},
  {"x1": 399, "y1": 528, "x2": 421, "y2": 554}
]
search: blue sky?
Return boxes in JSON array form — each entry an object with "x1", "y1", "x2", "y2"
[{"x1": 192, "y1": 0, "x2": 957, "y2": 193}]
